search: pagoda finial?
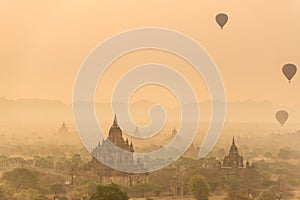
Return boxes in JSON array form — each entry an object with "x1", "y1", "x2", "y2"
[
  {"x1": 172, "y1": 126, "x2": 177, "y2": 135},
  {"x1": 129, "y1": 141, "x2": 134, "y2": 152},
  {"x1": 232, "y1": 137, "x2": 235, "y2": 145},
  {"x1": 113, "y1": 114, "x2": 118, "y2": 126},
  {"x1": 134, "y1": 125, "x2": 140, "y2": 136}
]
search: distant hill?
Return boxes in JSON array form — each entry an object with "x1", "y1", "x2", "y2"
[
  {"x1": 0, "y1": 98, "x2": 71, "y2": 125},
  {"x1": 0, "y1": 98, "x2": 299, "y2": 125}
]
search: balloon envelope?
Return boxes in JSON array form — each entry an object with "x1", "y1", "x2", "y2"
[
  {"x1": 216, "y1": 13, "x2": 228, "y2": 29},
  {"x1": 275, "y1": 110, "x2": 289, "y2": 126},
  {"x1": 282, "y1": 64, "x2": 297, "y2": 83}
]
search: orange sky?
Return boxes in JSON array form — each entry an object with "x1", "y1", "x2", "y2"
[{"x1": 0, "y1": 1, "x2": 300, "y2": 106}]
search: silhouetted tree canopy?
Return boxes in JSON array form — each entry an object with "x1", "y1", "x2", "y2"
[
  {"x1": 89, "y1": 183, "x2": 129, "y2": 200},
  {"x1": 0, "y1": 187, "x2": 8, "y2": 200},
  {"x1": 1, "y1": 168, "x2": 38, "y2": 191},
  {"x1": 261, "y1": 182, "x2": 294, "y2": 200},
  {"x1": 224, "y1": 188, "x2": 260, "y2": 200},
  {"x1": 189, "y1": 174, "x2": 210, "y2": 200},
  {"x1": 50, "y1": 183, "x2": 66, "y2": 196}
]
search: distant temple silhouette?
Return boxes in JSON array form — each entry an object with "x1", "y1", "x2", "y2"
[
  {"x1": 172, "y1": 126, "x2": 177, "y2": 136},
  {"x1": 57, "y1": 121, "x2": 68, "y2": 134},
  {"x1": 84, "y1": 115, "x2": 148, "y2": 187},
  {"x1": 91, "y1": 115, "x2": 144, "y2": 171},
  {"x1": 134, "y1": 126, "x2": 140, "y2": 137},
  {"x1": 222, "y1": 137, "x2": 247, "y2": 169}
]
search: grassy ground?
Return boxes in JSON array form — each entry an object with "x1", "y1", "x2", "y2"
[
  {"x1": 130, "y1": 193, "x2": 300, "y2": 200},
  {"x1": 130, "y1": 195, "x2": 226, "y2": 200}
]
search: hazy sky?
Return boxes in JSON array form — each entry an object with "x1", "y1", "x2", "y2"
[{"x1": 1, "y1": 1, "x2": 300, "y2": 106}]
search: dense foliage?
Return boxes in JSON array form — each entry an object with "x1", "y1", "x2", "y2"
[
  {"x1": 89, "y1": 183, "x2": 129, "y2": 200},
  {"x1": 189, "y1": 174, "x2": 210, "y2": 200}
]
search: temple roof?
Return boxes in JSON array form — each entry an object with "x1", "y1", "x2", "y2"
[
  {"x1": 113, "y1": 114, "x2": 118, "y2": 127},
  {"x1": 58, "y1": 121, "x2": 68, "y2": 134},
  {"x1": 229, "y1": 137, "x2": 239, "y2": 155},
  {"x1": 109, "y1": 115, "x2": 122, "y2": 139}
]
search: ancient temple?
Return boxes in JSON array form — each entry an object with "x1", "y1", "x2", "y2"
[
  {"x1": 87, "y1": 115, "x2": 148, "y2": 188},
  {"x1": 57, "y1": 121, "x2": 69, "y2": 134},
  {"x1": 92, "y1": 115, "x2": 135, "y2": 168},
  {"x1": 133, "y1": 126, "x2": 140, "y2": 137},
  {"x1": 172, "y1": 126, "x2": 177, "y2": 136},
  {"x1": 222, "y1": 137, "x2": 244, "y2": 168},
  {"x1": 170, "y1": 175, "x2": 184, "y2": 196}
]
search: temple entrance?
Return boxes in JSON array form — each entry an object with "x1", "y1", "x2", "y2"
[{"x1": 176, "y1": 186, "x2": 183, "y2": 196}]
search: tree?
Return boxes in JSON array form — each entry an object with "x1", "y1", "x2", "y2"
[
  {"x1": 55, "y1": 157, "x2": 73, "y2": 173},
  {"x1": 1, "y1": 168, "x2": 38, "y2": 192},
  {"x1": 224, "y1": 176, "x2": 243, "y2": 191},
  {"x1": 0, "y1": 186, "x2": 8, "y2": 200},
  {"x1": 278, "y1": 148, "x2": 291, "y2": 160},
  {"x1": 189, "y1": 174, "x2": 210, "y2": 200},
  {"x1": 90, "y1": 183, "x2": 129, "y2": 200},
  {"x1": 263, "y1": 152, "x2": 273, "y2": 158},
  {"x1": 34, "y1": 156, "x2": 54, "y2": 169},
  {"x1": 12, "y1": 188, "x2": 42, "y2": 200},
  {"x1": 73, "y1": 179, "x2": 99, "y2": 198},
  {"x1": 259, "y1": 190, "x2": 275, "y2": 200},
  {"x1": 224, "y1": 188, "x2": 260, "y2": 200},
  {"x1": 50, "y1": 183, "x2": 66, "y2": 197},
  {"x1": 34, "y1": 194, "x2": 50, "y2": 200},
  {"x1": 260, "y1": 182, "x2": 294, "y2": 200},
  {"x1": 72, "y1": 154, "x2": 83, "y2": 168}
]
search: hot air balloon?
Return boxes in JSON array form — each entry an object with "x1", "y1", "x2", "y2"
[
  {"x1": 282, "y1": 63, "x2": 297, "y2": 83},
  {"x1": 216, "y1": 13, "x2": 228, "y2": 29},
  {"x1": 275, "y1": 110, "x2": 289, "y2": 126}
]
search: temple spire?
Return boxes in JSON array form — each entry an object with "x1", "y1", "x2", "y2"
[
  {"x1": 134, "y1": 126, "x2": 140, "y2": 136},
  {"x1": 113, "y1": 114, "x2": 118, "y2": 126},
  {"x1": 172, "y1": 126, "x2": 177, "y2": 136},
  {"x1": 232, "y1": 137, "x2": 235, "y2": 145}
]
